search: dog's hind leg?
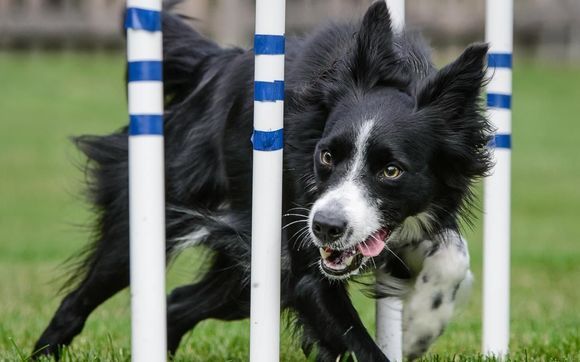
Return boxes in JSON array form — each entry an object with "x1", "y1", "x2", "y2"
[
  {"x1": 33, "y1": 239, "x2": 129, "y2": 358},
  {"x1": 33, "y1": 197, "x2": 134, "y2": 358},
  {"x1": 402, "y1": 231, "x2": 472, "y2": 360},
  {"x1": 166, "y1": 253, "x2": 249, "y2": 355}
]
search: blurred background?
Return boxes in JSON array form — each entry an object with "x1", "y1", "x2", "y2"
[
  {"x1": 1, "y1": 0, "x2": 580, "y2": 58},
  {"x1": 1, "y1": 0, "x2": 579, "y2": 361}
]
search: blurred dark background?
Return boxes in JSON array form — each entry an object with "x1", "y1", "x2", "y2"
[{"x1": 1, "y1": 0, "x2": 579, "y2": 60}]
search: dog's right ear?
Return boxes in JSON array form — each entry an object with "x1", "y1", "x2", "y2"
[
  {"x1": 357, "y1": 1, "x2": 393, "y2": 53},
  {"x1": 348, "y1": 2, "x2": 405, "y2": 89},
  {"x1": 321, "y1": 2, "x2": 406, "y2": 106}
]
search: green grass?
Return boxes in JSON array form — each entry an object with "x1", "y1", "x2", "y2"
[{"x1": 0, "y1": 52, "x2": 579, "y2": 361}]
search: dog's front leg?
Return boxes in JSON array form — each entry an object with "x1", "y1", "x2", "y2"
[{"x1": 293, "y1": 274, "x2": 389, "y2": 362}]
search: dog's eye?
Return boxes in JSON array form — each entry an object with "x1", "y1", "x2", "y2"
[
  {"x1": 380, "y1": 165, "x2": 403, "y2": 180},
  {"x1": 320, "y1": 150, "x2": 333, "y2": 166}
]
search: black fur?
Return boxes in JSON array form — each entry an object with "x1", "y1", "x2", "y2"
[{"x1": 33, "y1": 2, "x2": 491, "y2": 361}]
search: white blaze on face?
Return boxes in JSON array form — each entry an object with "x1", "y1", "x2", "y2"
[{"x1": 309, "y1": 120, "x2": 382, "y2": 248}]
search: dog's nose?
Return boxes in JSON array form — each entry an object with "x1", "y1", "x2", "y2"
[{"x1": 312, "y1": 211, "x2": 347, "y2": 243}]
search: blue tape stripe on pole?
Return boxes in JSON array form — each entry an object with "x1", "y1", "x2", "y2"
[
  {"x1": 255, "y1": 81, "x2": 284, "y2": 102},
  {"x1": 254, "y1": 35, "x2": 285, "y2": 55},
  {"x1": 128, "y1": 61, "x2": 163, "y2": 82},
  {"x1": 488, "y1": 53, "x2": 512, "y2": 69},
  {"x1": 125, "y1": 7, "x2": 161, "y2": 32},
  {"x1": 491, "y1": 134, "x2": 512, "y2": 149},
  {"x1": 252, "y1": 129, "x2": 284, "y2": 151},
  {"x1": 129, "y1": 115, "x2": 163, "y2": 135},
  {"x1": 487, "y1": 93, "x2": 511, "y2": 109}
]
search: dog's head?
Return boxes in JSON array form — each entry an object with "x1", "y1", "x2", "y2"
[{"x1": 288, "y1": 2, "x2": 492, "y2": 279}]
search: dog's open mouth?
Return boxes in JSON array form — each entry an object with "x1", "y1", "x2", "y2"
[{"x1": 318, "y1": 228, "x2": 390, "y2": 277}]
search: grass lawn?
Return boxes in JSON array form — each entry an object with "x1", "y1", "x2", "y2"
[{"x1": 0, "y1": 52, "x2": 579, "y2": 361}]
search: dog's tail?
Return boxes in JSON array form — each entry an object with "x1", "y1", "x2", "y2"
[
  {"x1": 66, "y1": 133, "x2": 253, "y2": 291},
  {"x1": 162, "y1": 9, "x2": 226, "y2": 105}
]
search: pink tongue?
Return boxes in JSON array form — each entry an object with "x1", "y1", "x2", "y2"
[{"x1": 357, "y1": 229, "x2": 388, "y2": 257}]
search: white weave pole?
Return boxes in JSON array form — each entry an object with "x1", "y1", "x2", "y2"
[
  {"x1": 384, "y1": 0, "x2": 405, "y2": 32},
  {"x1": 483, "y1": 0, "x2": 513, "y2": 356},
  {"x1": 376, "y1": 275, "x2": 404, "y2": 362},
  {"x1": 125, "y1": 0, "x2": 167, "y2": 361},
  {"x1": 375, "y1": 2, "x2": 404, "y2": 361},
  {"x1": 249, "y1": 0, "x2": 286, "y2": 361}
]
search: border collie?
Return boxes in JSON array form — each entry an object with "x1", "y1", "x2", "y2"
[{"x1": 33, "y1": 2, "x2": 492, "y2": 361}]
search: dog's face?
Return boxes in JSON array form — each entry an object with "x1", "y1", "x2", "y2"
[
  {"x1": 309, "y1": 89, "x2": 434, "y2": 278},
  {"x1": 299, "y1": 3, "x2": 492, "y2": 279}
]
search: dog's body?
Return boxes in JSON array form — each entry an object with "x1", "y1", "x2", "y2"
[{"x1": 34, "y1": 3, "x2": 491, "y2": 361}]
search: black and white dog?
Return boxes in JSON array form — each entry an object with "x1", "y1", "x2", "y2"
[{"x1": 33, "y1": 2, "x2": 492, "y2": 361}]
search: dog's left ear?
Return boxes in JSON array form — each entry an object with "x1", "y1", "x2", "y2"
[
  {"x1": 415, "y1": 43, "x2": 488, "y2": 118},
  {"x1": 415, "y1": 43, "x2": 492, "y2": 182}
]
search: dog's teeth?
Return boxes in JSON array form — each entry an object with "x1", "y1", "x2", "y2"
[
  {"x1": 344, "y1": 255, "x2": 354, "y2": 266},
  {"x1": 319, "y1": 247, "x2": 331, "y2": 259}
]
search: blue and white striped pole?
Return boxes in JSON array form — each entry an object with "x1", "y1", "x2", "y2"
[
  {"x1": 125, "y1": 0, "x2": 167, "y2": 361},
  {"x1": 375, "y1": 2, "x2": 404, "y2": 361},
  {"x1": 384, "y1": 0, "x2": 404, "y2": 32},
  {"x1": 483, "y1": 0, "x2": 512, "y2": 356},
  {"x1": 249, "y1": 0, "x2": 286, "y2": 361}
]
